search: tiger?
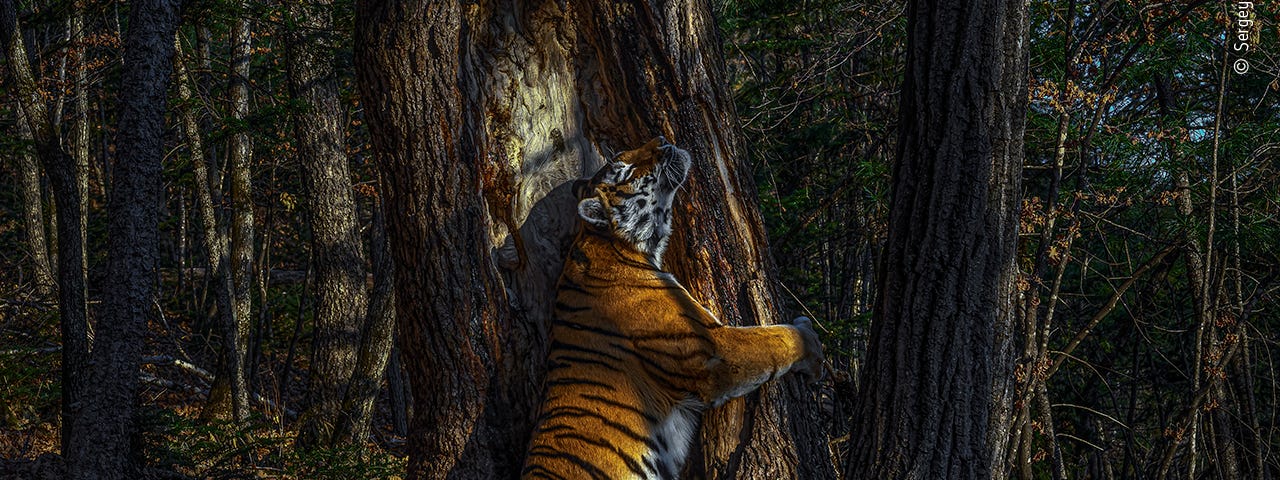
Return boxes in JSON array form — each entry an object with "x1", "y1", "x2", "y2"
[{"x1": 521, "y1": 137, "x2": 825, "y2": 480}]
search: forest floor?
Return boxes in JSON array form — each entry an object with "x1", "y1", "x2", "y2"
[{"x1": 0, "y1": 262, "x2": 408, "y2": 479}]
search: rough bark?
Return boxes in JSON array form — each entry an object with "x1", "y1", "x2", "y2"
[
  {"x1": 987, "y1": 0, "x2": 1030, "y2": 474},
  {"x1": 204, "y1": 12, "x2": 255, "y2": 422},
  {"x1": 63, "y1": 0, "x2": 181, "y2": 477},
  {"x1": 845, "y1": 0, "x2": 1026, "y2": 476},
  {"x1": 459, "y1": 1, "x2": 834, "y2": 477},
  {"x1": 1, "y1": 0, "x2": 90, "y2": 456},
  {"x1": 355, "y1": 2, "x2": 518, "y2": 477},
  {"x1": 288, "y1": 0, "x2": 372, "y2": 447}
]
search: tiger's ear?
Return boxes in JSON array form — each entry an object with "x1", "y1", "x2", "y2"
[{"x1": 577, "y1": 198, "x2": 611, "y2": 229}]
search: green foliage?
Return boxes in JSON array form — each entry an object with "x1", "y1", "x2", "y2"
[{"x1": 719, "y1": 0, "x2": 900, "y2": 346}]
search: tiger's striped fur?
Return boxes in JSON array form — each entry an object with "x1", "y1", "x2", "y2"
[{"x1": 521, "y1": 138, "x2": 824, "y2": 480}]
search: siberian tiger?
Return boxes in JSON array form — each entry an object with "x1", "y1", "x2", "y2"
[{"x1": 521, "y1": 137, "x2": 824, "y2": 480}]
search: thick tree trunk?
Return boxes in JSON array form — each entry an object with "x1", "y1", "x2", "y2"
[
  {"x1": 355, "y1": 2, "x2": 519, "y2": 477},
  {"x1": 458, "y1": 1, "x2": 835, "y2": 477},
  {"x1": 845, "y1": 0, "x2": 1026, "y2": 477},
  {"x1": 63, "y1": 0, "x2": 180, "y2": 477},
  {"x1": 287, "y1": 0, "x2": 388, "y2": 447},
  {"x1": 205, "y1": 13, "x2": 255, "y2": 422},
  {"x1": 1, "y1": 0, "x2": 91, "y2": 457}
]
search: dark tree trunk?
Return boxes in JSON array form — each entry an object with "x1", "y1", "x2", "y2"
[
  {"x1": 288, "y1": 0, "x2": 390, "y2": 447},
  {"x1": 63, "y1": 0, "x2": 181, "y2": 477},
  {"x1": 1, "y1": 0, "x2": 91, "y2": 456},
  {"x1": 845, "y1": 0, "x2": 1027, "y2": 477},
  {"x1": 205, "y1": 12, "x2": 254, "y2": 422},
  {"x1": 355, "y1": 2, "x2": 518, "y2": 477}
]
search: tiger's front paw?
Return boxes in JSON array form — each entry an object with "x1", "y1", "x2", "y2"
[{"x1": 791, "y1": 316, "x2": 825, "y2": 382}]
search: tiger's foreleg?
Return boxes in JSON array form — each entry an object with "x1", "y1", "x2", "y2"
[{"x1": 700, "y1": 317, "x2": 824, "y2": 404}]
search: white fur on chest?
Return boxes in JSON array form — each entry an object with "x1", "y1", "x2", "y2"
[{"x1": 640, "y1": 402, "x2": 701, "y2": 480}]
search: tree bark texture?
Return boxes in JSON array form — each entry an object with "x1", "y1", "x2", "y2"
[
  {"x1": 69, "y1": 8, "x2": 90, "y2": 210},
  {"x1": 287, "y1": 0, "x2": 378, "y2": 448},
  {"x1": 12, "y1": 104, "x2": 56, "y2": 295},
  {"x1": 63, "y1": 0, "x2": 181, "y2": 477},
  {"x1": 986, "y1": 0, "x2": 1030, "y2": 474},
  {"x1": 845, "y1": 0, "x2": 1026, "y2": 477},
  {"x1": 1, "y1": 0, "x2": 91, "y2": 456},
  {"x1": 355, "y1": 2, "x2": 518, "y2": 478},
  {"x1": 205, "y1": 12, "x2": 255, "y2": 422}
]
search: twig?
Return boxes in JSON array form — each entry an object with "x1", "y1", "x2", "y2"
[{"x1": 1046, "y1": 244, "x2": 1176, "y2": 378}]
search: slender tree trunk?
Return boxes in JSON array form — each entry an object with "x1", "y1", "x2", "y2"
[
  {"x1": 64, "y1": 0, "x2": 181, "y2": 477},
  {"x1": 355, "y1": 2, "x2": 517, "y2": 477},
  {"x1": 69, "y1": 8, "x2": 89, "y2": 217},
  {"x1": 845, "y1": 0, "x2": 1026, "y2": 476},
  {"x1": 337, "y1": 200, "x2": 397, "y2": 444},
  {"x1": 205, "y1": 12, "x2": 255, "y2": 421},
  {"x1": 176, "y1": 33, "x2": 244, "y2": 424},
  {"x1": 1, "y1": 0, "x2": 90, "y2": 456},
  {"x1": 13, "y1": 104, "x2": 56, "y2": 295},
  {"x1": 287, "y1": 0, "x2": 386, "y2": 447}
]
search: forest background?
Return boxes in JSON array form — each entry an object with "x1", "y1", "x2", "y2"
[{"x1": 0, "y1": 0, "x2": 1278, "y2": 478}]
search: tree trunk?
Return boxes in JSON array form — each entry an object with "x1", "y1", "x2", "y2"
[
  {"x1": 987, "y1": 0, "x2": 1030, "y2": 474},
  {"x1": 205, "y1": 12, "x2": 255, "y2": 422},
  {"x1": 287, "y1": 0, "x2": 388, "y2": 447},
  {"x1": 174, "y1": 34, "x2": 239, "y2": 385},
  {"x1": 337, "y1": 198, "x2": 397, "y2": 444},
  {"x1": 845, "y1": 0, "x2": 1026, "y2": 476},
  {"x1": 355, "y1": 2, "x2": 518, "y2": 478},
  {"x1": 457, "y1": 1, "x2": 836, "y2": 477},
  {"x1": 1, "y1": 0, "x2": 91, "y2": 457},
  {"x1": 69, "y1": 8, "x2": 90, "y2": 218},
  {"x1": 12, "y1": 104, "x2": 56, "y2": 295},
  {"x1": 63, "y1": 0, "x2": 180, "y2": 477}
]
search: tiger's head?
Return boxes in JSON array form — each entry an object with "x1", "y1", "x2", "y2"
[{"x1": 575, "y1": 137, "x2": 692, "y2": 266}]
